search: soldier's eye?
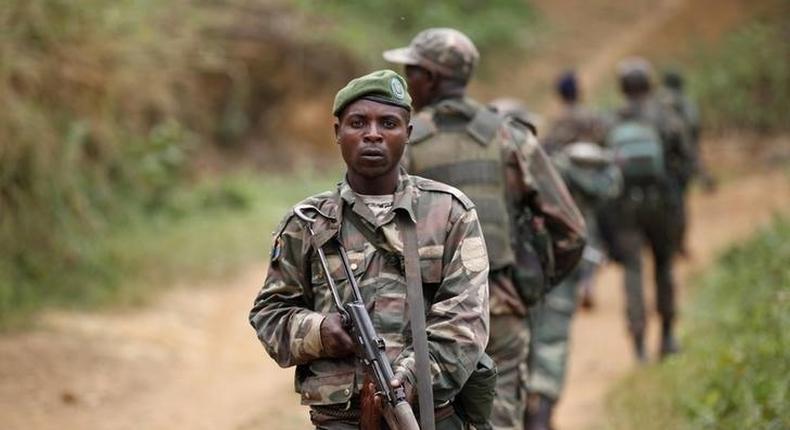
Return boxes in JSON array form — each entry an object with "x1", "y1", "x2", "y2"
[
  {"x1": 383, "y1": 120, "x2": 397, "y2": 129},
  {"x1": 350, "y1": 119, "x2": 365, "y2": 128}
]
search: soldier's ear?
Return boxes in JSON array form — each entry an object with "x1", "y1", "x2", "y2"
[
  {"x1": 333, "y1": 119, "x2": 340, "y2": 143},
  {"x1": 407, "y1": 123, "x2": 413, "y2": 139}
]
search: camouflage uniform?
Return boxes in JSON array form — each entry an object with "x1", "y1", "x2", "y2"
[
  {"x1": 541, "y1": 104, "x2": 610, "y2": 153},
  {"x1": 660, "y1": 77, "x2": 704, "y2": 254},
  {"x1": 528, "y1": 144, "x2": 621, "y2": 402},
  {"x1": 601, "y1": 67, "x2": 692, "y2": 357},
  {"x1": 250, "y1": 173, "x2": 490, "y2": 429},
  {"x1": 385, "y1": 29, "x2": 586, "y2": 430}
]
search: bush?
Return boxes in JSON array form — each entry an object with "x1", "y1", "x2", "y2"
[
  {"x1": 607, "y1": 216, "x2": 790, "y2": 429},
  {"x1": 688, "y1": 9, "x2": 790, "y2": 133}
]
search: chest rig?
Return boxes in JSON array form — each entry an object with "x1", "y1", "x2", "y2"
[{"x1": 408, "y1": 98, "x2": 514, "y2": 270}]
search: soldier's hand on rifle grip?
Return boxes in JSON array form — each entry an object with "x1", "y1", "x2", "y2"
[{"x1": 320, "y1": 313, "x2": 355, "y2": 358}]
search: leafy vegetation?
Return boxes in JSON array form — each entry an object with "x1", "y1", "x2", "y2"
[
  {"x1": 607, "y1": 216, "x2": 790, "y2": 430},
  {"x1": 686, "y1": 8, "x2": 789, "y2": 133},
  {"x1": 292, "y1": 0, "x2": 538, "y2": 75},
  {"x1": 0, "y1": 169, "x2": 340, "y2": 328}
]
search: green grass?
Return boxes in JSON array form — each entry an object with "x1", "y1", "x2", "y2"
[
  {"x1": 606, "y1": 216, "x2": 790, "y2": 430},
  {"x1": 0, "y1": 169, "x2": 341, "y2": 329}
]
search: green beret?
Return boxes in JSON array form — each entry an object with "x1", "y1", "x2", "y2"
[{"x1": 333, "y1": 69, "x2": 412, "y2": 117}]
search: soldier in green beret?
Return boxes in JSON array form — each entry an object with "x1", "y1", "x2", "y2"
[
  {"x1": 250, "y1": 69, "x2": 490, "y2": 429},
  {"x1": 385, "y1": 29, "x2": 587, "y2": 430}
]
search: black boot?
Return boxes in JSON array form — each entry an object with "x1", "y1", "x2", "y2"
[
  {"x1": 660, "y1": 319, "x2": 680, "y2": 359},
  {"x1": 525, "y1": 393, "x2": 554, "y2": 430},
  {"x1": 632, "y1": 331, "x2": 647, "y2": 363}
]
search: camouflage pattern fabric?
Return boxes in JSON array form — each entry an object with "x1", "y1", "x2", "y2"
[
  {"x1": 527, "y1": 273, "x2": 577, "y2": 400},
  {"x1": 528, "y1": 144, "x2": 621, "y2": 401},
  {"x1": 383, "y1": 28, "x2": 479, "y2": 81},
  {"x1": 249, "y1": 172, "x2": 490, "y2": 425},
  {"x1": 404, "y1": 96, "x2": 585, "y2": 430},
  {"x1": 486, "y1": 313, "x2": 529, "y2": 430},
  {"x1": 541, "y1": 104, "x2": 611, "y2": 153}
]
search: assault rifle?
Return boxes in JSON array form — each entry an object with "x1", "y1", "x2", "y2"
[{"x1": 294, "y1": 204, "x2": 420, "y2": 430}]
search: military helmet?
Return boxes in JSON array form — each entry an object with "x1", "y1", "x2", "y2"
[
  {"x1": 617, "y1": 56, "x2": 654, "y2": 96},
  {"x1": 383, "y1": 28, "x2": 479, "y2": 81}
]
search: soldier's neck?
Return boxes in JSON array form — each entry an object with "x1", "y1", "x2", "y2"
[{"x1": 346, "y1": 171, "x2": 398, "y2": 196}]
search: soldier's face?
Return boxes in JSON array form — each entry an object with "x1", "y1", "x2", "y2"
[
  {"x1": 404, "y1": 65, "x2": 435, "y2": 111},
  {"x1": 335, "y1": 99, "x2": 412, "y2": 183}
]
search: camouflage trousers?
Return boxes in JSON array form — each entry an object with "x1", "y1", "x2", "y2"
[
  {"x1": 486, "y1": 314, "x2": 530, "y2": 430},
  {"x1": 527, "y1": 272, "x2": 580, "y2": 400}
]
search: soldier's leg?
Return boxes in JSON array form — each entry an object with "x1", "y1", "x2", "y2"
[
  {"x1": 615, "y1": 221, "x2": 647, "y2": 361},
  {"x1": 486, "y1": 314, "x2": 530, "y2": 430},
  {"x1": 646, "y1": 211, "x2": 680, "y2": 358},
  {"x1": 525, "y1": 274, "x2": 579, "y2": 429}
]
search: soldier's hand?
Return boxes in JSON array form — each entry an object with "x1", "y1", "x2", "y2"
[
  {"x1": 320, "y1": 313, "x2": 355, "y2": 358},
  {"x1": 390, "y1": 372, "x2": 416, "y2": 406}
]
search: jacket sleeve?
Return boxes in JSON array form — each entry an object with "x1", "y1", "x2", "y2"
[
  {"x1": 249, "y1": 215, "x2": 326, "y2": 368},
  {"x1": 392, "y1": 205, "x2": 490, "y2": 403},
  {"x1": 508, "y1": 126, "x2": 588, "y2": 283}
]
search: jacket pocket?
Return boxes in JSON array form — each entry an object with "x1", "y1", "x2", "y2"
[{"x1": 299, "y1": 369, "x2": 356, "y2": 406}]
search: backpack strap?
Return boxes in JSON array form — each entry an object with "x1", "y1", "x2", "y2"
[{"x1": 466, "y1": 106, "x2": 505, "y2": 146}]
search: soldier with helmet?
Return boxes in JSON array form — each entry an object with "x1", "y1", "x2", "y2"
[
  {"x1": 601, "y1": 57, "x2": 693, "y2": 361},
  {"x1": 384, "y1": 28, "x2": 587, "y2": 430}
]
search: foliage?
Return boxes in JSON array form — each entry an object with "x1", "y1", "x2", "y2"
[
  {"x1": 687, "y1": 10, "x2": 790, "y2": 133},
  {"x1": 607, "y1": 216, "x2": 790, "y2": 430},
  {"x1": 0, "y1": 169, "x2": 340, "y2": 328},
  {"x1": 292, "y1": 0, "x2": 538, "y2": 75}
]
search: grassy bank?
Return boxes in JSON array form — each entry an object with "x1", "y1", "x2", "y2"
[
  {"x1": 606, "y1": 217, "x2": 790, "y2": 429},
  {"x1": 0, "y1": 169, "x2": 340, "y2": 328}
]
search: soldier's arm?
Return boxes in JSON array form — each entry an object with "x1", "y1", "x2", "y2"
[
  {"x1": 392, "y1": 204, "x2": 490, "y2": 403},
  {"x1": 249, "y1": 215, "x2": 325, "y2": 368}
]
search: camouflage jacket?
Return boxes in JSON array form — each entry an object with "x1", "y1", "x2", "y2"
[
  {"x1": 406, "y1": 97, "x2": 587, "y2": 315},
  {"x1": 542, "y1": 104, "x2": 611, "y2": 152},
  {"x1": 249, "y1": 173, "x2": 490, "y2": 407}
]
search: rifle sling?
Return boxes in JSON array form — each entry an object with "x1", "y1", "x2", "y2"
[
  {"x1": 343, "y1": 207, "x2": 436, "y2": 429},
  {"x1": 400, "y1": 214, "x2": 436, "y2": 430}
]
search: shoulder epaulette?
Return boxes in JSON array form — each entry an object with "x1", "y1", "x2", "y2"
[
  {"x1": 414, "y1": 177, "x2": 475, "y2": 211},
  {"x1": 467, "y1": 106, "x2": 505, "y2": 145},
  {"x1": 409, "y1": 112, "x2": 437, "y2": 145}
]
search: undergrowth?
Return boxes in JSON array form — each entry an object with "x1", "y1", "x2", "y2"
[{"x1": 606, "y1": 216, "x2": 790, "y2": 430}]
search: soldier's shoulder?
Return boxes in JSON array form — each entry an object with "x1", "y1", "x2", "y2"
[
  {"x1": 275, "y1": 190, "x2": 338, "y2": 237},
  {"x1": 409, "y1": 110, "x2": 438, "y2": 145},
  {"x1": 411, "y1": 175, "x2": 475, "y2": 211}
]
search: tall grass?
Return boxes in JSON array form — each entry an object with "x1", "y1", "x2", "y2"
[{"x1": 606, "y1": 216, "x2": 790, "y2": 429}]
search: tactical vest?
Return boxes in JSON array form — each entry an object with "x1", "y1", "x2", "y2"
[{"x1": 408, "y1": 98, "x2": 515, "y2": 270}]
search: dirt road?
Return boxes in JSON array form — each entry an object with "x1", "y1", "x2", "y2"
[{"x1": 1, "y1": 165, "x2": 787, "y2": 430}]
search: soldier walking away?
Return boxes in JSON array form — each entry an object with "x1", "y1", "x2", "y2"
[
  {"x1": 250, "y1": 70, "x2": 490, "y2": 429},
  {"x1": 538, "y1": 70, "x2": 612, "y2": 309},
  {"x1": 384, "y1": 29, "x2": 586, "y2": 430},
  {"x1": 494, "y1": 92, "x2": 622, "y2": 430},
  {"x1": 601, "y1": 57, "x2": 693, "y2": 362},
  {"x1": 541, "y1": 70, "x2": 610, "y2": 155},
  {"x1": 660, "y1": 69, "x2": 717, "y2": 257}
]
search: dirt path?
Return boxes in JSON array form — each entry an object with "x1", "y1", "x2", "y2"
[
  {"x1": 555, "y1": 167, "x2": 790, "y2": 430},
  {"x1": 1, "y1": 166, "x2": 786, "y2": 430},
  {"x1": 1, "y1": 1, "x2": 783, "y2": 429}
]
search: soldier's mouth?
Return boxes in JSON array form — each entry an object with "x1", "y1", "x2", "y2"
[{"x1": 359, "y1": 148, "x2": 386, "y2": 160}]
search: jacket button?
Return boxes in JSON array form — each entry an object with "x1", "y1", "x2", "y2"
[
  {"x1": 350, "y1": 263, "x2": 358, "y2": 271},
  {"x1": 344, "y1": 388, "x2": 351, "y2": 396}
]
